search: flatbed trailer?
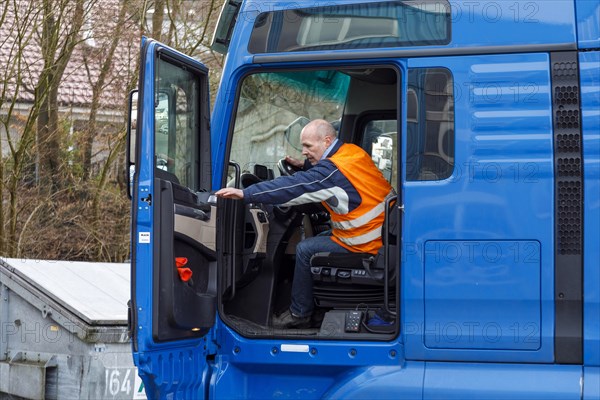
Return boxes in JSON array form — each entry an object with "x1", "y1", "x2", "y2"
[{"x1": 0, "y1": 258, "x2": 145, "y2": 399}]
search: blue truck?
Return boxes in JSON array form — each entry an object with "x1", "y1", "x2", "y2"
[{"x1": 127, "y1": 1, "x2": 600, "y2": 398}]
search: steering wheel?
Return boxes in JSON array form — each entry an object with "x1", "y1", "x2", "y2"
[{"x1": 277, "y1": 158, "x2": 303, "y2": 177}]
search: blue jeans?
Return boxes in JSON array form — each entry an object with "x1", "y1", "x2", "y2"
[{"x1": 290, "y1": 235, "x2": 349, "y2": 317}]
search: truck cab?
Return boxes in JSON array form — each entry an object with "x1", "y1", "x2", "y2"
[{"x1": 128, "y1": 1, "x2": 600, "y2": 398}]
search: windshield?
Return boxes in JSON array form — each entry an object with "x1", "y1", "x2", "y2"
[{"x1": 229, "y1": 69, "x2": 350, "y2": 179}]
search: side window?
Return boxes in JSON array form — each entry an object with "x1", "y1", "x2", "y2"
[
  {"x1": 406, "y1": 68, "x2": 454, "y2": 181},
  {"x1": 361, "y1": 120, "x2": 398, "y2": 191},
  {"x1": 248, "y1": 1, "x2": 451, "y2": 53},
  {"x1": 360, "y1": 68, "x2": 454, "y2": 187},
  {"x1": 155, "y1": 58, "x2": 201, "y2": 190}
]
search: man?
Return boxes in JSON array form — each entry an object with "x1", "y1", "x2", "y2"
[{"x1": 215, "y1": 119, "x2": 393, "y2": 328}]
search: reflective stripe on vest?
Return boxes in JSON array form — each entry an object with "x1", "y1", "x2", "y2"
[
  {"x1": 331, "y1": 189, "x2": 395, "y2": 231},
  {"x1": 336, "y1": 225, "x2": 383, "y2": 246}
]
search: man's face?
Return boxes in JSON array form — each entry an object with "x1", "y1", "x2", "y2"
[{"x1": 301, "y1": 129, "x2": 332, "y2": 165}]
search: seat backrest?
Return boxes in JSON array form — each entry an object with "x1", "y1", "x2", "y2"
[
  {"x1": 310, "y1": 197, "x2": 398, "y2": 285},
  {"x1": 370, "y1": 199, "x2": 398, "y2": 277},
  {"x1": 311, "y1": 199, "x2": 399, "y2": 310}
]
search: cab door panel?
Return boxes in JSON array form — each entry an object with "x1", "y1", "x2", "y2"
[
  {"x1": 154, "y1": 179, "x2": 216, "y2": 340},
  {"x1": 131, "y1": 38, "x2": 214, "y2": 398},
  {"x1": 402, "y1": 53, "x2": 555, "y2": 363}
]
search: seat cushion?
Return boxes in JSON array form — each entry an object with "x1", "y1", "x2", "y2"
[{"x1": 310, "y1": 252, "x2": 374, "y2": 269}]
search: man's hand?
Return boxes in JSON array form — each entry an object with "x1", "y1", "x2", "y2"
[
  {"x1": 285, "y1": 155, "x2": 304, "y2": 169},
  {"x1": 215, "y1": 187, "x2": 244, "y2": 200}
]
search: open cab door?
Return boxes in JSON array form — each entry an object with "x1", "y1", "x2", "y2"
[{"x1": 129, "y1": 37, "x2": 216, "y2": 398}]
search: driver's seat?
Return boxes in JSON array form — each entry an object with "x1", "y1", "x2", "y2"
[{"x1": 309, "y1": 199, "x2": 398, "y2": 308}]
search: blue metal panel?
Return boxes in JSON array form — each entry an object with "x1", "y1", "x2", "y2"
[
  {"x1": 210, "y1": 62, "x2": 252, "y2": 189},
  {"x1": 448, "y1": 1, "x2": 575, "y2": 49},
  {"x1": 208, "y1": 322, "x2": 418, "y2": 399},
  {"x1": 424, "y1": 241, "x2": 541, "y2": 350},
  {"x1": 211, "y1": 0, "x2": 578, "y2": 187},
  {"x1": 237, "y1": 1, "x2": 576, "y2": 56},
  {"x1": 137, "y1": 348, "x2": 211, "y2": 399},
  {"x1": 209, "y1": 2, "x2": 257, "y2": 188},
  {"x1": 131, "y1": 39, "x2": 212, "y2": 399},
  {"x1": 321, "y1": 364, "x2": 423, "y2": 400},
  {"x1": 580, "y1": 51, "x2": 600, "y2": 367},
  {"x1": 403, "y1": 53, "x2": 555, "y2": 363},
  {"x1": 576, "y1": 0, "x2": 600, "y2": 48},
  {"x1": 423, "y1": 362, "x2": 581, "y2": 400},
  {"x1": 584, "y1": 367, "x2": 600, "y2": 400},
  {"x1": 133, "y1": 39, "x2": 158, "y2": 355}
]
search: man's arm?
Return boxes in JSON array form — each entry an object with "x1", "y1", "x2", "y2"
[
  {"x1": 214, "y1": 162, "x2": 320, "y2": 203},
  {"x1": 215, "y1": 159, "x2": 360, "y2": 213},
  {"x1": 244, "y1": 160, "x2": 344, "y2": 205},
  {"x1": 215, "y1": 187, "x2": 243, "y2": 199}
]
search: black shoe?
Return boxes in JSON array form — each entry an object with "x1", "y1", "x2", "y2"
[{"x1": 272, "y1": 309, "x2": 311, "y2": 329}]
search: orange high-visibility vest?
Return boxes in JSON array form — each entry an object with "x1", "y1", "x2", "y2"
[{"x1": 323, "y1": 143, "x2": 394, "y2": 254}]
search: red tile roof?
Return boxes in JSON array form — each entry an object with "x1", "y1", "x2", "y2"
[{"x1": 0, "y1": 0, "x2": 139, "y2": 110}]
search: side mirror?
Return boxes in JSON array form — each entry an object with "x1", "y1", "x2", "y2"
[
  {"x1": 283, "y1": 116, "x2": 310, "y2": 152},
  {"x1": 211, "y1": 0, "x2": 242, "y2": 54},
  {"x1": 127, "y1": 90, "x2": 138, "y2": 199},
  {"x1": 154, "y1": 91, "x2": 171, "y2": 171}
]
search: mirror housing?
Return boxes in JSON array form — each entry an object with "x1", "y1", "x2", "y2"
[
  {"x1": 211, "y1": 0, "x2": 242, "y2": 55},
  {"x1": 283, "y1": 116, "x2": 310, "y2": 152}
]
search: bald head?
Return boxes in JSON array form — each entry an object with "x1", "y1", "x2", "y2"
[
  {"x1": 303, "y1": 119, "x2": 337, "y2": 140},
  {"x1": 300, "y1": 119, "x2": 338, "y2": 165}
]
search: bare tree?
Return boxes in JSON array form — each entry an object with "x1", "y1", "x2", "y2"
[
  {"x1": 0, "y1": 0, "x2": 226, "y2": 261},
  {"x1": 152, "y1": 0, "x2": 165, "y2": 41},
  {"x1": 80, "y1": 0, "x2": 131, "y2": 180},
  {"x1": 35, "y1": 0, "x2": 87, "y2": 193},
  {"x1": 0, "y1": 0, "x2": 42, "y2": 255},
  {"x1": 161, "y1": 0, "x2": 224, "y2": 103}
]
